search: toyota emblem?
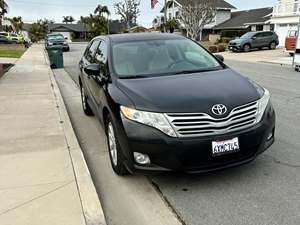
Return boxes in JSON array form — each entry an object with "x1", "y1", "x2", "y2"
[{"x1": 212, "y1": 104, "x2": 227, "y2": 116}]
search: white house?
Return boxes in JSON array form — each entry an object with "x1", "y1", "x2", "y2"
[
  {"x1": 160, "y1": 0, "x2": 236, "y2": 40},
  {"x1": 271, "y1": 0, "x2": 300, "y2": 46}
]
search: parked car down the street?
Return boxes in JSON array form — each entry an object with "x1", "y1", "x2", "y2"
[
  {"x1": 0, "y1": 32, "x2": 23, "y2": 43},
  {"x1": 0, "y1": 35, "x2": 17, "y2": 44},
  {"x1": 45, "y1": 33, "x2": 70, "y2": 51},
  {"x1": 228, "y1": 31, "x2": 279, "y2": 52},
  {"x1": 79, "y1": 33, "x2": 276, "y2": 176},
  {"x1": 285, "y1": 30, "x2": 297, "y2": 56}
]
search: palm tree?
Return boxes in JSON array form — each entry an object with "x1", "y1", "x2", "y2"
[
  {"x1": 94, "y1": 4, "x2": 110, "y2": 17},
  {"x1": 0, "y1": 0, "x2": 8, "y2": 26},
  {"x1": 69, "y1": 16, "x2": 75, "y2": 24},
  {"x1": 62, "y1": 16, "x2": 69, "y2": 24},
  {"x1": 7, "y1": 16, "x2": 23, "y2": 33},
  {"x1": 94, "y1": 4, "x2": 110, "y2": 34}
]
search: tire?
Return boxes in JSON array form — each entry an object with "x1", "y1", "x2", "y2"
[
  {"x1": 105, "y1": 115, "x2": 129, "y2": 176},
  {"x1": 243, "y1": 44, "x2": 251, "y2": 52},
  {"x1": 80, "y1": 84, "x2": 94, "y2": 116},
  {"x1": 269, "y1": 42, "x2": 276, "y2": 50}
]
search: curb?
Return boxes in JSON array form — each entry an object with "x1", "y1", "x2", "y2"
[{"x1": 44, "y1": 50, "x2": 107, "y2": 225}]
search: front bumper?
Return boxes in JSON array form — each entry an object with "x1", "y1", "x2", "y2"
[
  {"x1": 228, "y1": 45, "x2": 242, "y2": 51},
  {"x1": 119, "y1": 105, "x2": 275, "y2": 174}
]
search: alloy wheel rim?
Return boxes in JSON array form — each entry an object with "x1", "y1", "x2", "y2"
[
  {"x1": 81, "y1": 86, "x2": 86, "y2": 110},
  {"x1": 244, "y1": 45, "x2": 250, "y2": 52},
  {"x1": 108, "y1": 122, "x2": 118, "y2": 166}
]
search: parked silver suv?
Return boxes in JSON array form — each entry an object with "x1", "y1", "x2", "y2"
[{"x1": 228, "y1": 31, "x2": 279, "y2": 52}]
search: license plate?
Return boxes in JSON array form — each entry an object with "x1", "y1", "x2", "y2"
[{"x1": 212, "y1": 137, "x2": 240, "y2": 156}]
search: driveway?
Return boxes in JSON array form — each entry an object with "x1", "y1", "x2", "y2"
[
  {"x1": 220, "y1": 48, "x2": 293, "y2": 66},
  {"x1": 62, "y1": 43, "x2": 300, "y2": 225}
]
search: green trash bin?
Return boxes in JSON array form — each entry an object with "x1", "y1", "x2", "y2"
[{"x1": 47, "y1": 45, "x2": 64, "y2": 69}]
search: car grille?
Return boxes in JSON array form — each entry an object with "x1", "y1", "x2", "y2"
[{"x1": 165, "y1": 101, "x2": 258, "y2": 137}]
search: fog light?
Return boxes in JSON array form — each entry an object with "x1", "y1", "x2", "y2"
[
  {"x1": 267, "y1": 131, "x2": 274, "y2": 141},
  {"x1": 134, "y1": 152, "x2": 150, "y2": 165}
]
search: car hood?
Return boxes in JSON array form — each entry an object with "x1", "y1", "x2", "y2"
[
  {"x1": 116, "y1": 69, "x2": 261, "y2": 116},
  {"x1": 230, "y1": 39, "x2": 244, "y2": 44}
]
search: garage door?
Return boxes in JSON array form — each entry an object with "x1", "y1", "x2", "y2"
[{"x1": 276, "y1": 24, "x2": 298, "y2": 47}]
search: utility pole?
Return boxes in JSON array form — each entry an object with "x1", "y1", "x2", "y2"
[{"x1": 164, "y1": 0, "x2": 167, "y2": 32}]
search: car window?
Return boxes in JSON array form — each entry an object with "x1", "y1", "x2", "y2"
[
  {"x1": 85, "y1": 39, "x2": 101, "y2": 63},
  {"x1": 112, "y1": 38, "x2": 222, "y2": 78},
  {"x1": 11, "y1": 34, "x2": 17, "y2": 37},
  {"x1": 0, "y1": 32, "x2": 8, "y2": 37},
  {"x1": 95, "y1": 41, "x2": 108, "y2": 75},
  {"x1": 254, "y1": 33, "x2": 264, "y2": 38},
  {"x1": 240, "y1": 32, "x2": 255, "y2": 39}
]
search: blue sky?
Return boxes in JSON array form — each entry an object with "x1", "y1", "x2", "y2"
[{"x1": 6, "y1": 0, "x2": 277, "y2": 27}]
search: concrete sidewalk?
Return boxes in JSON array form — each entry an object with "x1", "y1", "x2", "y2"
[{"x1": 0, "y1": 45, "x2": 104, "y2": 225}]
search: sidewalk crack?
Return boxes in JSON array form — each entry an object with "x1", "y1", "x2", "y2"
[{"x1": 0, "y1": 181, "x2": 73, "y2": 217}]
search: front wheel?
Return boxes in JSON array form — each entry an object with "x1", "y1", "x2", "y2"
[
  {"x1": 243, "y1": 44, "x2": 251, "y2": 52},
  {"x1": 269, "y1": 42, "x2": 277, "y2": 50},
  {"x1": 106, "y1": 115, "x2": 129, "y2": 176}
]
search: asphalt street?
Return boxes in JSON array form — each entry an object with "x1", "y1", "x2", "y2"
[{"x1": 63, "y1": 43, "x2": 300, "y2": 225}]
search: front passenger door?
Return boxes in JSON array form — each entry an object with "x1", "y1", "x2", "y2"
[
  {"x1": 90, "y1": 41, "x2": 108, "y2": 110},
  {"x1": 81, "y1": 39, "x2": 101, "y2": 105}
]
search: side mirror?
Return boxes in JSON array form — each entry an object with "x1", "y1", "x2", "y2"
[
  {"x1": 215, "y1": 54, "x2": 224, "y2": 62},
  {"x1": 84, "y1": 64, "x2": 100, "y2": 76},
  {"x1": 252, "y1": 36, "x2": 257, "y2": 40}
]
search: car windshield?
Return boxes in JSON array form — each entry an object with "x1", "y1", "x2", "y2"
[
  {"x1": 240, "y1": 32, "x2": 255, "y2": 39},
  {"x1": 112, "y1": 38, "x2": 222, "y2": 78},
  {"x1": 48, "y1": 35, "x2": 64, "y2": 41}
]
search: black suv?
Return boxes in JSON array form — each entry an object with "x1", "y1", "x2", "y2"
[
  {"x1": 79, "y1": 33, "x2": 275, "y2": 175},
  {"x1": 229, "y1": 31, "x2": 279, "y2": 52}
]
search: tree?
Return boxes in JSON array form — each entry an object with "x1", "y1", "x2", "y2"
[
  {"x1": 114, "y1": 0, "x2": 140, "y2": 31},
  {"x1": 62, "y1": 16, "x2": 75, "y2": 24},
  {"x1": 79, "y1": 14, "x2": 107, "y2": 36},
  {"x1": 7, "y1": 16, "x2": 23, "y2": 33},
  {"x1": 94, "y1": 4, "x2": 110, "y2": 17},
  {"x1": 0, "y1": 0, "x2": 8, "y2": 26},
  {"x1": 166, "y1": 18, "x2": 179, "y2": 33},
  {"x1": 29, "y1": 19, "x2": 49, "y2": 42},
  {"x1": 94, "y1": 4, "x2": 110, "y2": 34},
  {"x1": 179, "y1": 0, "x2": 216, "y2": 40}
]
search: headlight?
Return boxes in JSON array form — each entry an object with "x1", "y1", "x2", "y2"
[
  {"x1": 256, "y1": 88, "x2": 270, "y2": 123},
  {"x1": 120, "y1": 106, "x2": 177, "y2": 137},
  {"x1": 48, "y1": 42, "x2": 53, "y2": 46}
]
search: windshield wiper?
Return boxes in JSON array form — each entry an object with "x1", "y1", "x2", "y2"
[
  {"x1": 119, "y1": 75, "x2": 147, "y2": 79},
  {"x1": 174, "y1": 68, "x2": 220, "y2": 75}
]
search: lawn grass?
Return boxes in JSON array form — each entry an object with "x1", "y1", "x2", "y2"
[{"x1": 0, "y1": 45, "x2": 27, "y2": 58}]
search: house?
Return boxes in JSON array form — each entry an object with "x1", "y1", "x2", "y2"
[
  {"x1": 48, "y1": 23, "x2": 90, "y2": 40},
  {"x1": 160, "y1": 0, "x2": 236, "y2": 40},
  {"x1": 271, "y1": 0, "x2": 300, "y2": 46},
  {"x1": 214, "y1": 7, "x2": 273, "y2": 33}
]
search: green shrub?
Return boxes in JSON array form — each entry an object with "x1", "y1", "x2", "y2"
[{"x1": 208, "y1": 45, "x2": 218, "y2": 53}]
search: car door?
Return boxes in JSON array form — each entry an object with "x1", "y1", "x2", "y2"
[
  {"x1": 89, "y1": 40, "x2": 109, "y2": 111},
  {"x1": 80, "y1": 39, "x2": 101, "y2": 106},
  {"x1": 252, "y1": 33, "x2": 264, "y2": 48}
]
